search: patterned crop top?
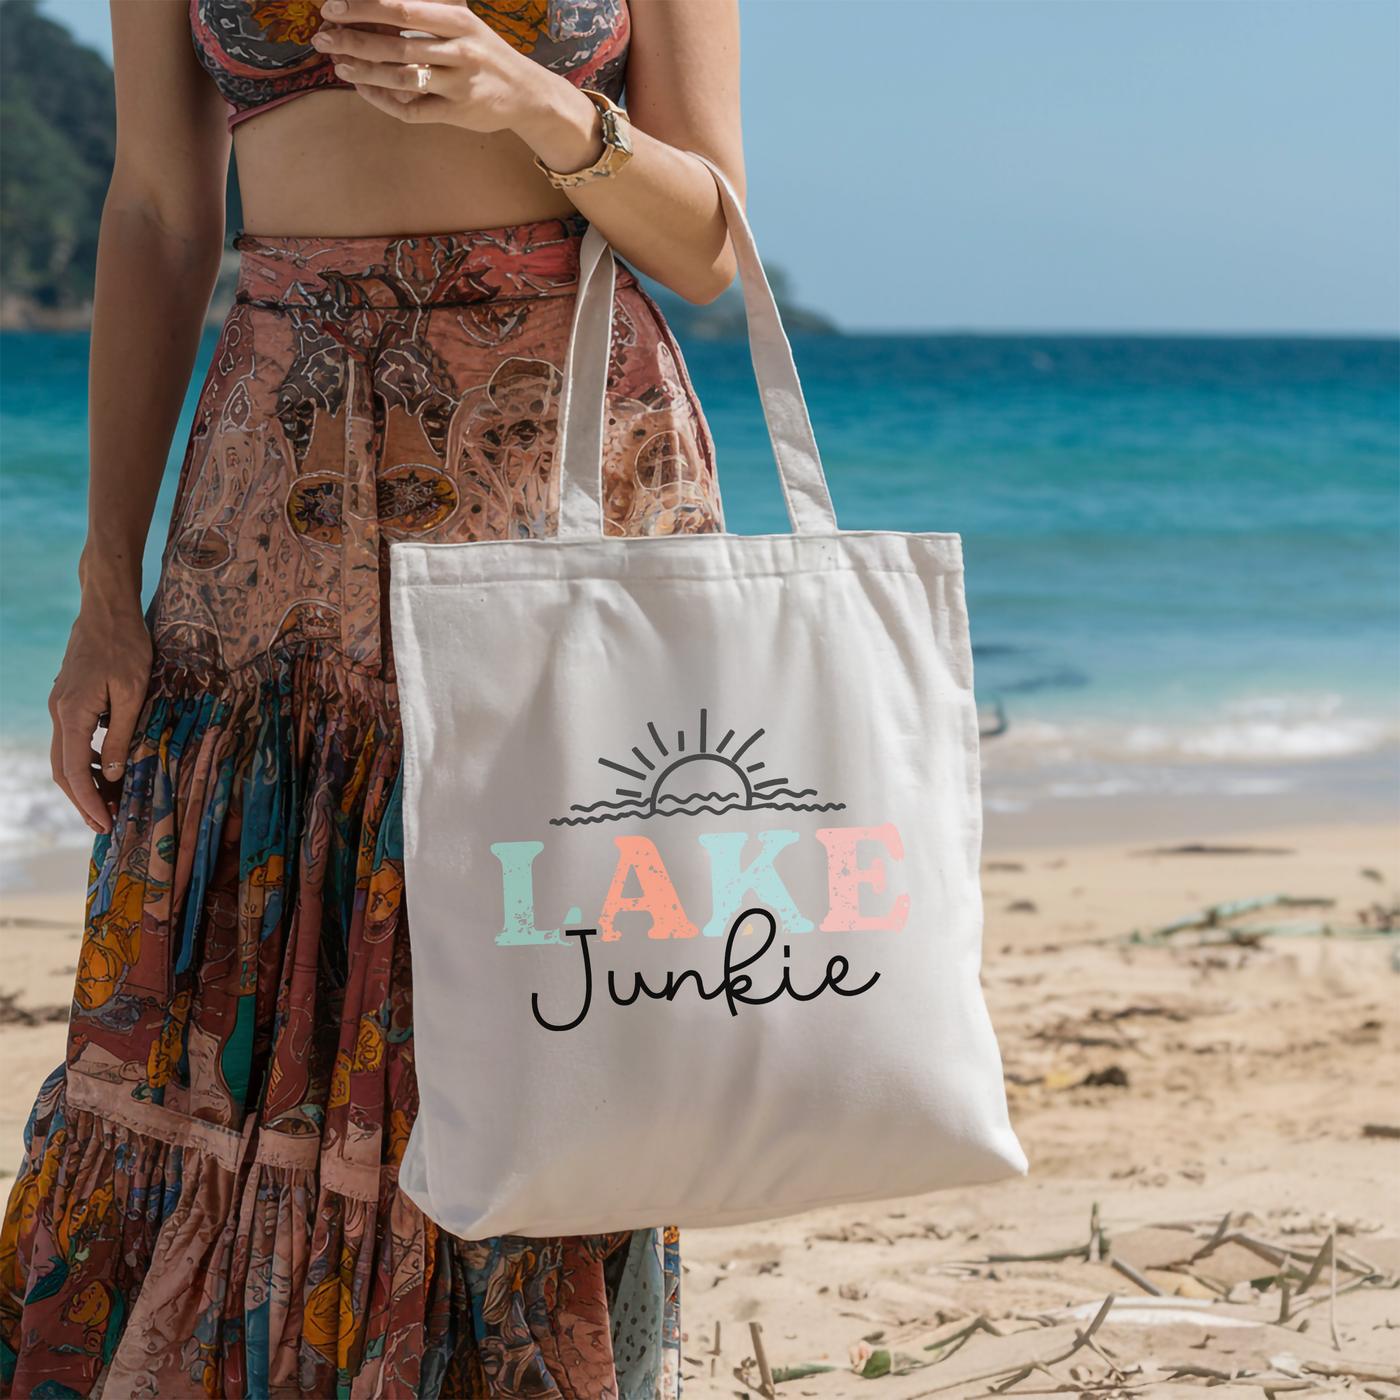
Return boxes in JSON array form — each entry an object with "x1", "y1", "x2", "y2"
[{"x1": 191, "y1": 0, "x2": 630, "y2": 129}]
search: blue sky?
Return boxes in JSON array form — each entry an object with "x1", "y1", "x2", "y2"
[{"x1": 41, "y1": 0, "x2": 1400, "y2": 334}]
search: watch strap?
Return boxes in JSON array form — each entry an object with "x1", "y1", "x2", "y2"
[{"x1": 534, "y1": 90, "x2": 634, "y2": 190}]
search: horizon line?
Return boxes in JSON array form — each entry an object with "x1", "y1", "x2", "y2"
[
  {"x1": 2, "y1": 326, "x2": 1397, "y2": 345},
  {"x1": 797, "y1": 326, "x2": 1400, "y2": 342}
]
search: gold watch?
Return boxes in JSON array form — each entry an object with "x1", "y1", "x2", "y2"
[{"x1": 534, "y1": 90, "x2": 634, "y2": 189}]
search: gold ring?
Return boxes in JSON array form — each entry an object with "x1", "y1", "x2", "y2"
[{"x1": 413, "y1": 64, "x2": 432, "y2": 92}]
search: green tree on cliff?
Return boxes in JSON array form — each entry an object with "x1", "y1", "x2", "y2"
[{"x1": 0, "y1": 0, "x2": 116, "y2": 308}]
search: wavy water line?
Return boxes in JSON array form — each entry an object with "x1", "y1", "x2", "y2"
[
  {"x1": 566, "y1": 787, "x2": 817, "y2": 814},
  {"x1": 568, "y1": 791, "x2": 741, "y2": 814},
  {"x1": 568, "y1": 796, "x2": 658, "y2": 813},
  {"x1": 549, "y1": 800, "x2": 846, "y2": 827},
  {"x1": 657, "y1": 791, "x2": 742, "y2": 804}
]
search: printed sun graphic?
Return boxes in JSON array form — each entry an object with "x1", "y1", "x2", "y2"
[{"x1": 550, "y1": 709, "x2": 846, "y2": 826}]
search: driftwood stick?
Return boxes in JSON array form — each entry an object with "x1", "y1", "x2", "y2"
[
  {"x1": 1219, "y1": 1230, "x2": 1368, "y2": 1276},
  {"x1": 1226, "y1": 1232, "x2": 1292, "y2": 1267},
  {"x1": 1054, "y1": 1293, "x2": 1117, "y2": 1364},
  {"x1": 906, "y1": 1297, "x2": 1118, "y2": 1399},
  {"x1": 987, "y1": 1366, "x2": 1033, "y2": 1393},
  {"x1": 1329, "y1": 1228, "x2": 1340, "y2": 1351},
  {"x1": 1193, "y1": 1210, "x2": 1233, "y2": 1261},
  {"x1": 977, "y1": 1389, "x2": 1151, "y2": 1399},
  {"x1": 906, "y1": 1361, "x2": 1055, "y2": 1398},
  {"x1": 749, "y1": 1321, "x2": 776, "y2": 1400},
  {"x1": 1302, "y1": 1360, "x2": 1400, "y2": 1384},
  {"x1": 1298, "y1": 1233, "x2": 1334, "y2": 1296},
  {"x1": 924, "y1": 1315, "x2": 1006, "y2": 1357},
  {"x1": 1335, "y1": 1247, "x2": 1382, "y2": 1276},
  {"x1": 987, "y1": 1245, "x2": 1090, "y2": 1264},
  {"x1": 1110, "y1": 1256, "x2": 1164, "y2": 1296},
  {"x1": 1169, "y1": 1365, "x2": 1241, "y2": 1381}
]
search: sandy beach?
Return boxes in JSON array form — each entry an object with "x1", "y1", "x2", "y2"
[
  {"x1": 673, "y1": 819, "x2": 1399, "y2": 1398},
  {"x1": 2, "y1": 815, "x2": 1396, "y2": 1396}
]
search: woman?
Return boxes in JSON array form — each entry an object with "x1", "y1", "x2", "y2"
[{"x1": 0, "y1": 0, "x2": 740, "y2": 1393}]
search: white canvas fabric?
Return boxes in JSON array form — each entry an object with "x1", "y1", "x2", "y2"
[{"x1": 388, "y1": 156, "x2": 1026, "y2": 1239}]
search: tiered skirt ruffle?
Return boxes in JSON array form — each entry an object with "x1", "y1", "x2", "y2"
[{"x1": 1, "y1": 650, "x2": 677, "y2": 1398}]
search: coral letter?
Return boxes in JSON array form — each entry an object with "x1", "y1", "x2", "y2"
[
  {"x1": 597, "y1": 837, "x2": 698, "y2": 941},
  {"x1": 815, "y1": 824, "x2": 910, "y2": 931},
  {"x1": 699, "y1": 830, "x2": 815, "y2": 938}
]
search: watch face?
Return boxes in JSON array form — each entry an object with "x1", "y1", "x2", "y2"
[{"x1": 602, "y1": 110, "x2": 633, "y2": 158}]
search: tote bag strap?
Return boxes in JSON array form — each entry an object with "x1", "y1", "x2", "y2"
[{"x1": 555, "y1": 152, "x2": 840, "y2": 540}]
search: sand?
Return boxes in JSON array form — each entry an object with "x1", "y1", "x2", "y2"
[{"x1": 2, "y1": 821, "x2": 1397, "y2": 1397}]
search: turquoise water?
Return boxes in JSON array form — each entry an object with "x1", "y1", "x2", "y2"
[{"x1": 2, "y1": 330, "x2": 1396, "y2": 861}]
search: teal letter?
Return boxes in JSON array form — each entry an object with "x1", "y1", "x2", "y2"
[
  {"x1": 491, "y1": 842, "x2": 581, "y2": 946},
  {"x1": 699, "y1": 830, "x2": 814, "y2": 938}
]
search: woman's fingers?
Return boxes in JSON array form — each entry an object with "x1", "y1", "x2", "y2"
[
  {"x1": 47, "y1": 610, "x2": 151, "y2": 837},
  {"x1": 317, "y1": 22, "x2": 456, "y2": 98},
  {"x1": 313, "y1": 23, "x2": 448, "y2": 65},
  {"x1": 332, "y1": 56, "x2": 437, "y2": 93},
  {"x1": 51, "y1": 687, "x2": 112, "y2": 833},
  {"x1": 48, "y1": 711, "x2": 81, "y2": 821},
  {"x1": 98, "y1": 683, "x2": 144, "y2": 819},
  {"x1": 318, "y1": 0, "x2": 481, "y2": 40}
]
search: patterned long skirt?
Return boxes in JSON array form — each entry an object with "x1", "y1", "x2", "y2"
[{"x1": 0, "y1": 214, "x2": 725, "y2": 1398}]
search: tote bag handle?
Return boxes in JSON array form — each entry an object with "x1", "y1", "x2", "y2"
[{"x1": 555, "y1": 152, "x2": 840, "y2": 540}]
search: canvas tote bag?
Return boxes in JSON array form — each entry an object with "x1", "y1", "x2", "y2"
[{"x1": 388, "y1": 156, "x2": 1026, "y2": 1239}]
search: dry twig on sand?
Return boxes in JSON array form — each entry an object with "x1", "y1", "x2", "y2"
[{"x1": 901, "y1": 1293, "x2": 1118, "y2": 1398}]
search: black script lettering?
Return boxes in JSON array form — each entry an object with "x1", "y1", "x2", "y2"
[
  {"x1": 721, "y1": 910, "x2": 880, "y2": 1011},
  {"x1": 609, "y1": 966, "x2": 726, "y2": 1007},
  {"x1": 531, "y1": 929, "x2": 598, "y2": 1032},
  {"x1": 529, "y1": 911, "x2": 880, "y2": 1031},
  {"x1": 824, "y1": 953, "x2": 880, "y2": 997},
  {"x1": 720, "y1": 907, "x2": 777, "y2": 1014}
]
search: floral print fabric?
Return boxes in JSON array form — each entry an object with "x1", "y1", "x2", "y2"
[
  {"x1": 0, "y1": 215, "x2": 719, "y2": 1397},
  {"x1": 190, "y1": 0, "x2": 630, "y2": 128}
]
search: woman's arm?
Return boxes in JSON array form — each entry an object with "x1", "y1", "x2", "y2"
[
  {"x1": 312, "y1": 0, "x2": 744, "y2": 304},
  {"x1": 50, "y1": 0, "x2": 230, "y2": 833}
]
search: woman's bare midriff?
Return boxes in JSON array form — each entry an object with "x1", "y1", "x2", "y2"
[{"x1": 233, "y1": 89, "x2": 583, "y2": 236}]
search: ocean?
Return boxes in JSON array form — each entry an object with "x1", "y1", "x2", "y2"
[{"x1": 2, "y1": 330, "x2": 1396, "y2": 877}]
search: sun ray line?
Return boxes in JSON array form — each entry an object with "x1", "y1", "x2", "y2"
[
  {"x1": 647, "y1": 721, "x2": 669, "y2": 756},
  {"x1": 700, "y1": 709, "x2": 708, "y2": 751},
  {"x1": 752, "y1": 777, "x2": 789, "y2": 789},
  {"x1": 746, "y1": 762, "x2": 765, "y2": 773},
  {"x1": 615, "y1": 788, "x2": 642, "y2": 798},
  {"x1": 630, "y1": 747, "x2": 655, "y2": 771},
  {"x1": 677, "y1": 730, "x2": 685, "y2": 752},
  {"x1": 716, "y1": 729, "x2": 734, "y2": 753},
  {"x1": 599, "y1": 756, "x2": 647, "y2": 780},
  {"x1": 731, "y1": 727, "x2": 765, "y2": 763}
]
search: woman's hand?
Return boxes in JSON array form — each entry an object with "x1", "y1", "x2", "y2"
[
  {"x1": 49, "y1": 597, "x2": 153, "y2": 835},
  {"x1": 310, "y1": 0, "x2": 604, "y2": 173},
  {"x1": 309, "y1": 0, "x2": 744, "y2": 305}
]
